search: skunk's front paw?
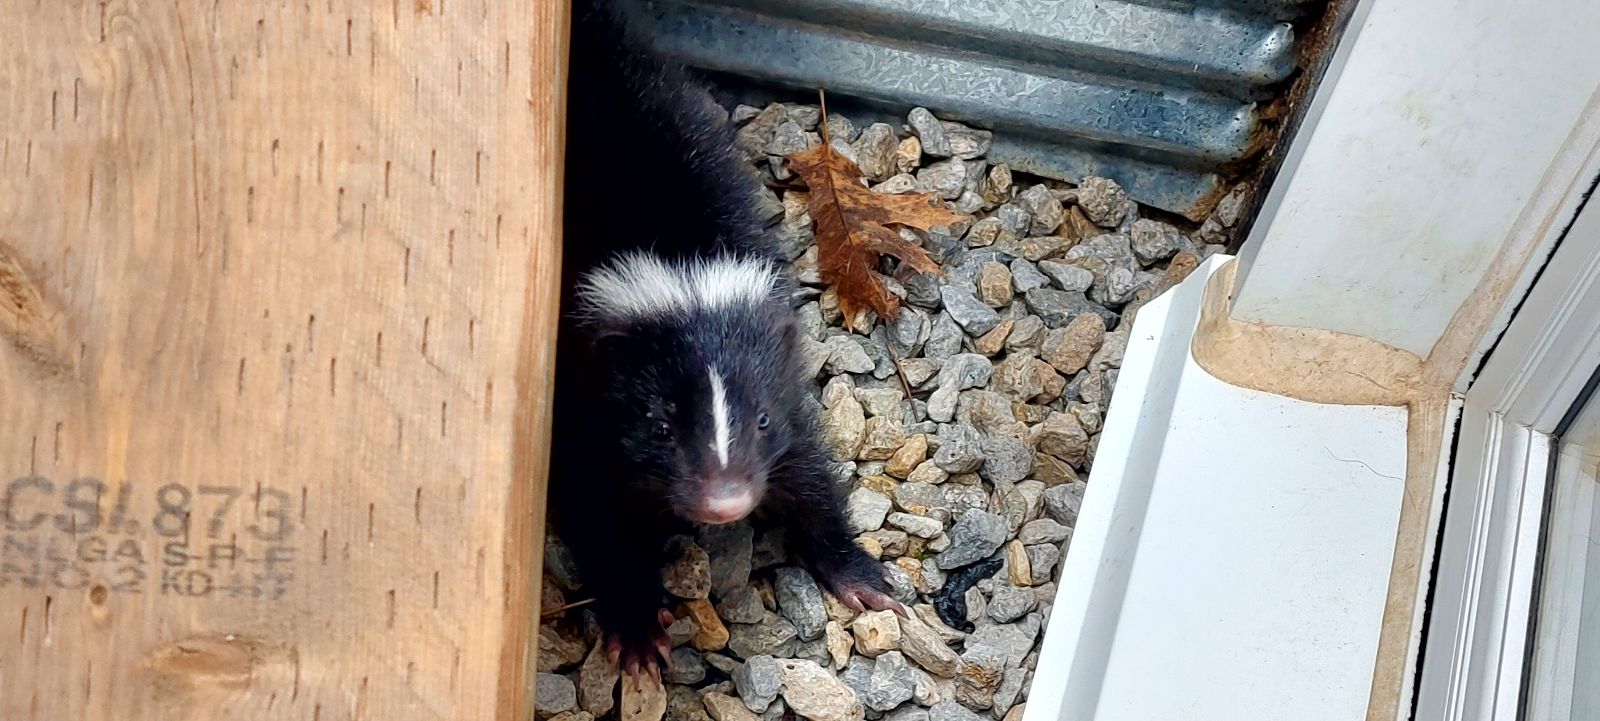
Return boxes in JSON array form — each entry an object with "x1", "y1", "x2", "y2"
[
  {"x1": 603, "y1": 608, "x2": 675, "y2": 681},
  {"x1": 821, "y1": 561, "x2": 906, "y2": 616}
]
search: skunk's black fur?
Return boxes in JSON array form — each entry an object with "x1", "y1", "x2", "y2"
[{"x1": 551, "y1": 0, "x2": 897, "y2": 675}]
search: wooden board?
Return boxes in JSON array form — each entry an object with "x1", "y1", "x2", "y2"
[{"x1": 0, "y1": 2, "x2": 566, "y2": 719}]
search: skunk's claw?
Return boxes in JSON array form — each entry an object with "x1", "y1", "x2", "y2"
[{"x1": 603, "y1": 609, "x2": 674, "y2": 682}]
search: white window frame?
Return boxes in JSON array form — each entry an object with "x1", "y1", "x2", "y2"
[{"x1": 1414, "y1": 154, "x2": 1600, "y2": 721}]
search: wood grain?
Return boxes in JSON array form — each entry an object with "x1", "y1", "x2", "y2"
[{"x1": 0, "y1": 2, "x2": 566, "y2": 719}]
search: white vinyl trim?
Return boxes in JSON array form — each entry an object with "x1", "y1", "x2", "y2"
[
  {"x1": 1415, "y1": 159, "x2": 1600, "y2": 720},
  {"x1": 1523, "y1": 442, "x2": 1600, "y2": 720}
]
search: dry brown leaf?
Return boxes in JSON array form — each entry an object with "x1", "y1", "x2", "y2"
[{"x1": 786, "y1": 105, "x2": 963, "y2": 330}]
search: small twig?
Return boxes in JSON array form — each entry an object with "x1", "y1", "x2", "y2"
[
  {"x1": 541, "y1": 597, "x2": 597, "y2": 618},
  {"x1": 816, "y1": 88, "x2": 830, "y2": 144},
  {"x1": 885, "y1": 342, "x2": 914, "y2": 399}
]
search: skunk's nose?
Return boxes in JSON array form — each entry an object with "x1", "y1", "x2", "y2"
[{"x1": 695, "y1": 483, "x2": 755, "y2": 525}]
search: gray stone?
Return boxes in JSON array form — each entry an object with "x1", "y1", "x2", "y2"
[
  {"x1": 995, "y1": 203, "x2": 1032, "y2": 236},
  {"x1": 1025, "y1": 544, "x2": 1061, "y2": 585},
  {"x1": 1094, "y1": 265, "x2": 1146, "y2": 306},
  {"x1": 929, "y1": 700, "x2": 985, "y2": 721},
  {"x1": 927, "y1": 353, "x2": 994, "y2": 422},
  {"x1": 894, "y1": 482, "x2": 953, "y2": 522},
  {"x1": 767, "y1": 120, "x2": 812, "y2": 157},
  {"x1": 729, "y1": 613, "x2": 801, "y2": 659},
  {"x1": 875, "y1": 173, "x2": 923, "y2": 195},
  {"x1": 987, "y1": 584, "x2": 1037, "y2": 623},
  {"x1": 1042, "y1": 482, "x2": 1085, "y2": 526},
  {"x1": 954, "y1": 190, "x2": 986, "y2": 214},
  {"x1": 846, "y1": 487, "x2": 894, "y2": 534},
  {"x1": 887, "y1": 511, "x2": 944, "y2": 539},
  {"x1": 798, "y1": 338, "x2": 832, "y2": 380},
  {"x1": 774, "y1": 567, "x2": 829, "y2": 642},
  {"x1": 1004, "y1": 316, "x2": 1047, "y2": 352},
  {"x1": 925, "y1": 313, "x2": 965, "y2": 360},
  {"x1": 992, "y1": 669, "x2": 1028, "y2": 717},
  {"x1": 666, "y1": 688, "x2": 710, "y2": 721},
  {"x1": 538, "y1": 624, "x2": 587, "y2": 673},
  {"x1": 827, "y1": 113, "x2": 859, "y2": 142},
  {"x1": 994, "y1": 234, "x2": 1072, "y2": 263},
  {"x1": 854, "y1": 123, "x2": 900, "y2": 182},
  {"x1": 1018, "y1": 519, "x2": 1070, "y2": 545},
  {"x1": 753, "y1": 530, "x2": 788, "y2": 570},
  {"x1": 932, "y1": 423, "x2": 985, "y2": 474},
  {"x1": 1037, "y1": 261, "x2": 1094, "y2": 293},
  {"x1": 1023, "y1": 289, "x2": 1115, "y2": 329},
  {"x1": 979, "y1": 437, "x2": 1033, "y2": 485},
  {"x1": 735, "y1": 104, "x2": 788, "y2": 159},
  {"x1": 944, "y1": 122, "x2": 993, "y2": 160},
  {"x1": 861, "y1": 651, "x2": 919, "y2": 711},
  {"x1": 883, "y1": 559, "x2": 919, "y2": 603},
  {"x1": 1130, "y1": 219, "x2": 1183, "y2": 266},
  {"x1": 889, "y1": 306, "x2": 931, "y2": 357},
  {"x1": 701, "y1": 523, "x2": 755, "y2": 598},
  {"x1": 1074, "y1": 176, "x2": 1130, "y2": 227},
  {"x1": 989, "y1": 352, "x2": 1057, "y2": 403},
  {"x1": 706, "y1": 653, "x2": 740, "y2": 676},
  {"x1": 887, "y1": 707, "x2": 932, "y2": 721},
  {"x1": 857, "y1": 388, "x2": 907, "y2": 419},
  {"x1": 578, "y1": 643, "x2": 619, "y2": 715},
  {"x1": 735, "y1": 655, "x2": 783, "y2": 713},
  {"x1": 943, "y1": 484, "x2": 990, "y2": 517},
  {"x1": 1017, "y1": 184, "x2": 1063, "y2": 235},
  {"x1": 732, "y1": 104, "x2": 763, "y2": 124},
  {"x1": 666, "y1": 647, "x2": 708, "y2": 684},
  {"x1": 667, "y1": 615, "x2": 701, "y2": 647},
  {"x1": 939, "y1": 286, "x2": 1001, "y2": 336},
  {"x1": 963, "y1": 615, "x2": 1041, "y2": 668},
  {"x1": 536, "y1": 673, "x2": 578, "y2": 718},
  {"x1": 901, "y1": 358, "x2": 943, "y2": 390},
  {"x1": 908, "y1": 108, "x2": 952, "y2": 157},
  {"x1": 999, "y1": 481, "x2": 1047, "y2": 534},
  {"x1": 956, "y1": 390, "x2": 1020, "y2": 438},
  {"x1": 907, "y1": 460, "x2": 949, "y2": 485},
  {"x1": 917, "y1": 160, "x2": 967, "y2": 200},
  {"x1": 825, "y1": 335, "x2": 877, "y2": 375},
  {"x1": 1008, "y1": 260, "x2": 1050, "y2": 293},
  {"x1": 936, "y1": 511, "x2": 1008, "y2": 569},
  {"x1": 788, "y1": 105, "x2": 822, "y2": 129}
]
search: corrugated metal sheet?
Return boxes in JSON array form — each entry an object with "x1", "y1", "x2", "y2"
[{"x1": 633, "y1": 0, "x2": 1326, "y2": 220}]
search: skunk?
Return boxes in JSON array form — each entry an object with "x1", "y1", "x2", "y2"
[{"x1": 551, "y1": 0, "x2": 899, "y2": 677}]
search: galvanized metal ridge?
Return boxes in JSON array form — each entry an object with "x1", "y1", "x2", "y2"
[{"x1": 684, "y1": 0, "x2": 1299, "y2": 95}]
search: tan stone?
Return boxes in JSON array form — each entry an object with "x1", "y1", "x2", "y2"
[
  {"x1": 851, "y1": 609, "x2": 903, "y2": 657},
  {"x1": 973, "y1": 319, "x2": 1014, "y2": 357},
  {"x1": 886, "y1": 434, "x2": 929, "y2": 478},
  {"x1": 620, "y1": 675, "x2": 668, "y2": 721},
  {"x1": 681, "y1": 599, "x2": 729, "y2": 652},
  {"x1": 1006, "y1": 540, "x2": 1032, "y2": 587}
]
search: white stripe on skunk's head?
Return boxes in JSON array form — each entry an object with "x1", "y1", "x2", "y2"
[{"x1": 575, "y1": 252, "x2": 778, "y2": 324}]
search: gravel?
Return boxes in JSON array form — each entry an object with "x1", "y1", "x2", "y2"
[{"x1": 540, "y1": 103, "x2": 1237, "y2": 721}]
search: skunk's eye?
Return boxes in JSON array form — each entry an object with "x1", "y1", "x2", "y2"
[
  {"x1": 653, "y1": 420, "x2": 671, "y2": 438},
  {"x1": 756, "y1": 412, "x2": 770, "y2": 431}
]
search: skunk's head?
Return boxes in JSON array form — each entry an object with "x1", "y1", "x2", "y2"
[{"x1": 576, "y1": 252, "x2": 800, "y2": 525}]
